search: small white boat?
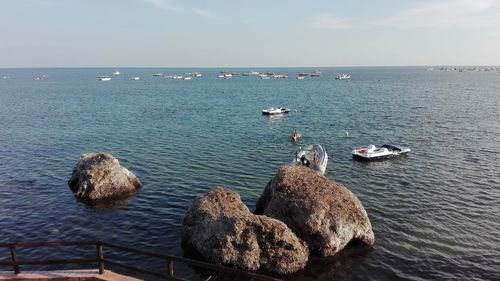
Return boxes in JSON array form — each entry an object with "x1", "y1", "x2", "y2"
[
  {"x1": 292, "y1": 144, "x2": 328, "y2": 175},
  {"x1": 310, "y1": 70, "x2": 321, "y2": 77},
  {"x1": 336, "y1": 73, "x2": 351, "y2": 80},
  {"x1": 113, "y1": 71, "x2": 121, "y2": 75},
  {"x1": 98, "y1": 76, "x2": 111, "y2": 81},
  {"x1": 183, "y1": 76, "x2": 192, "y2": 80},
  {"x1": 274, "y1": 74, "x2": 288, "y2": 79},
  {"x1": 352, "y1": 144, "x2": 410, "y2": 161},
  {"x1": 132, "y1": 76, "x2": 140, "y2": 80},
  {"x1": 297, "y1": 76, "x2": 305, "y2": 80},
  {"x1": 262, "y1": 107, "x2": 290, "y2": 115},
  {"x1": 249, "y1": 70, "x2": 260, "y2": 76},
  {"x1": 153, "y1": 73, "x2": 164, "y2": 77}
]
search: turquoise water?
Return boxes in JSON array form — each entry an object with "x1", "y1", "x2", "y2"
[{"x1": 0, "y1": 67, "x2": 499, "y2": 280}]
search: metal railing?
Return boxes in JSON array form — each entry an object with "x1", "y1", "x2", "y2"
[{"x1": 0, "y1": 240, "x2": 282, "y2": 281}]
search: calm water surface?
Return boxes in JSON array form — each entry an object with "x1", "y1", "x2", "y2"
[{"x1": 0, "y1": 67, "x2": 499, "y2": 280}]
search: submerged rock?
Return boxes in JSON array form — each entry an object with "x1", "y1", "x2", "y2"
[
  {"x1": 68, "y1": 153, "x2": 142, "y2": 201},
  {"x1": 255, "y1": 165, "x2": 374, "y2": 257},
  {"x1": 182, "y1": 187, "x2": 309, "y2": 274}
]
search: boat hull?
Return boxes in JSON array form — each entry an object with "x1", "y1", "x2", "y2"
[
  {"x1": 352, "y1": 152, "x2": 409, "y2": 161},
  {"x1": 352, "y1": 144, "x2": 410, "y2": 161}
]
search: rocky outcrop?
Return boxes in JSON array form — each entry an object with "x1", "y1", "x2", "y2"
[
  {"x1": 68, "y1": 153, "x2": 142, "y2": 201},
  {"x1": 182, "y1": 187, "x2": 309, "y2": 274},
  {"x1": 255, "y1": 165, "x2": 374, "y2": 257}
]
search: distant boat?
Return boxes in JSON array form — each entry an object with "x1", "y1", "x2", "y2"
[
  {"x1": 183, "y1": 76, "x2": 192, "y2": 80},
  {"x1": 153, "y1": 73, "x2": 164, "y2": 77},
  {"x1": 298, "y1": 72, "x2": 309, "y2": 77},
  {"x1": 249, "y1": 70, "x2": 260, "y2": 76},
  {"x1": 292, "y1": 144, "x2": 328, "y2": 175},
  {"x1": 274, "y1": 74, "x2": 288, "y2": 79},
  {"x1": 34, "y1": 76, "x2": 45, "y2": 80},
  {"x1": 98, "y1": 75, "x2": 111, "y2": 81},
  {"x1": 262, "y1": 107, "x2": 290, "y2": 115},
  {"x1": 297, "y1": 76, "x2": 305, "y2": 80},
  {"x1": 336, "y1": 73, "x2": 351, "y2": 80},
  {"x1": 352, "y1": 144, "x2": 410, "y2": 161},
  {"x1": 310, "y1": 70, "x2": 321, "y2": 77},
  {"x1": 132, "y1": 76, "x2": 140, "y2": 80},
  {"x1": 113, "y1": 71, "x2": 121, "y2": 75}
]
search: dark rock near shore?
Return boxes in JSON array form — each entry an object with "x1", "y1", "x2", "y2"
[
  {"x1": 182, "y1": 187, "x2": 309, "y2": 274},
  {"x1": 255, "y1": 165, "x2": 374, "y2": 257},
  {"x1": 68, "y1": 153, "x2": 142, "y2": 201}
]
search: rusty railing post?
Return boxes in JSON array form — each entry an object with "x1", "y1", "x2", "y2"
[
  {"x1": 96, "y1": 241, "x2": 104, "y2": 274},
  {"x1": 9, "y1": 245, "x2": 20, "y2": 274},
  {"x1": 168, "y1": 257, "x2": 174, "y2": 279}
]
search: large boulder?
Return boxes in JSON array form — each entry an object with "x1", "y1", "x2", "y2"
[
  {"x1": 68, "y1": 153, "x2": 142, "y2": 201},
  {"x1": 255, "y1": 165, "x2": 374, "y2": 257},
  {"x1": 182, "y1": 187, "x2": 309, "y2": 274}
]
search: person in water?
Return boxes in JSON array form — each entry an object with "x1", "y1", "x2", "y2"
[{"x1": 300, "y1": 155, "x2": 310, "y2": 167}]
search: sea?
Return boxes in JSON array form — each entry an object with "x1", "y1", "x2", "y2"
[{"x1": 0, "y1": 67, "x2": 499, "y2": 281}]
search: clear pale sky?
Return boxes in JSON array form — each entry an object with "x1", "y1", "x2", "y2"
[{"x1": 2, "y1": 0, "x2": 500, "y2": 67}]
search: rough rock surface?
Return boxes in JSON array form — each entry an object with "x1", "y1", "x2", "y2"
[
  {"x1": 255, "y1": 165, "x2": 374, "y2": 257},
  {"x1": 68, "y1": 153, "x2": 142, "y2": 201},
  {"x1": 182, "y1": 187, "x2": 309, "y2": 274}
]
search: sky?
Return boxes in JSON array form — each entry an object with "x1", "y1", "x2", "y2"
[{"x1": 1, "y1": 0, "x2": 500, "y2": 67}]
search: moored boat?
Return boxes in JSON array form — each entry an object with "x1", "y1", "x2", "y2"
[
  {"x1": 292, "y1": 144, "x2": 328, "y2": 174},
  {"x1": 336, "y1": 73, "x2": 351, "y2": 80},
  {"x1": 310, "y1": 70, "x2": 321, "y2": 77},
  {"x1": 262, "y1": 107, "x2": 290, "y2": 115},
  {"x1": 98, "y1": 75, "x2": 111, "y2": 81},
  {"x1": 274, "y1": 74, "x2": 288, "y2": 79},
  {"x1": 352, "y1": 144, "x2": 410, "y2": 161}
]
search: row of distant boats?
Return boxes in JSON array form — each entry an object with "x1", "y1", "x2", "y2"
[
  {"x1": 1, "y1": 70, "x2": 350, "y2": 81},
  {"x1": 97, "y1": 70, "x2": 352, "y2": 81},
  {"x1": 98, "y1": 71, "x2": 203, "y2": 81},
  {"x1": 262, "y1": 106, "x2": 410, "y2": 175}
]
